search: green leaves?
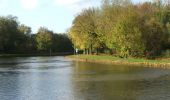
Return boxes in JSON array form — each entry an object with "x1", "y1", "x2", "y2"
[
  {"x1": 36, "y1": 27, "x2": 53, "y2": 51},
  {"x1": 114, "y1": 11, "x2": 145, "y2": 57},
  {"x1": 69, "y1": 8, "x2": 101, "y2": 54},
  {"x1": 0, "y1": 15, "x2": 19, "y2": 52},
  {"x1": 69, "y1": 0, "x2": 170, "y2": 58}
]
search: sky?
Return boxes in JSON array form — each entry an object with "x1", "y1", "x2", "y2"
[{"x1": 0, "y1": 0, "x2": 149, "y2": 33}]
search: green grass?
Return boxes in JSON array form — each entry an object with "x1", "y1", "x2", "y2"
[{"x1": 68, "y1": 55, "x2": 170, "y2": 65}]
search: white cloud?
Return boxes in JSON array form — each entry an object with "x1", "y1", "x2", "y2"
[
  {"x1": 54, "y1": 0, "x2": 94, "y2": 12},
  {"x1": 55, "y1": 0, "x2": 81, "y2": 6},
  {"x1": 20, "y1": 0, "x2": 38, "y2": 10}
]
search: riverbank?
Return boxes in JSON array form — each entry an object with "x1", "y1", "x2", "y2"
[
  {"x1": 67, "y1": 55, "x2": 170, "y2": 69},
  {"x1": 0, "y1": 52, "x2": 73, "y2": 57}
]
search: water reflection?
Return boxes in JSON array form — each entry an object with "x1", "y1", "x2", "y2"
[
  {"x1": 72, "y1": 62, "x2": 170, "y2": 100},
  {"x1": 0, "y1": 57, "x2": 169, "y2": 100}
]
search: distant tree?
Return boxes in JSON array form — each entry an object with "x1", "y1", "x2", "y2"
[
  {"x1": 0, "y1": 15, "x2": 19, "y2": 53},
  {"x1": 52, "y1": 34, "x2": 73, "y2": 52},
  {"x1": 30, "y1": 34, "x2": 37, "y2": 52},
  {"x1": 18, "y1": 24, "x2": 31, "y2": 36},
  {"x1": 17, "y1": 24, "x2": 32, "y2": 52},
  {"x1": 36, "y1": 27, "x2": 53, "y2": 52}
]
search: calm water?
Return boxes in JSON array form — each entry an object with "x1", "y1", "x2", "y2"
[{"x1": 0, "y1": 56, "x2": 170, "y2": 100}]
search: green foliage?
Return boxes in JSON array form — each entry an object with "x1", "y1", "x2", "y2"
[
  {"x1": 52, "y1": 34, "x2": 73, "y2": 52},
  {"x1": 69, "y1": 0, "x2": 170, "y2": 58},
  {"x1": 0, "y1": 15, "x2": 19, "y2": 53},
  {"x1": 162, "y1": 49, "x2": 170, "y2": 57},
  {"x1": 36, "y1": 27, "x2": 53, "y2": 51},
  {"x1": 17, "y1": 24, "x2": 32, "y2": 52},
  {"x1": 142, "y1": 18, "x2": 168, "y2": 56},
  {"x1": 114, "y1": 11, "x2": 145, "y2": 57},
  {"x1": 18, "y1": 24, "x2": 31, "y2": 36},
  {"x1": 0, "y1": 16, "x2": 74, "y2": 54},
  {"x1": 69, "y1": 8, "x2": 102, "y2": 54}
]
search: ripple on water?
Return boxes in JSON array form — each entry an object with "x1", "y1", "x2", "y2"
[{"x1": 0, "y1": 57, "x2": 170, "y2": 100}]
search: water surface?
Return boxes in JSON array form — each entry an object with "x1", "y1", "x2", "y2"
[{"x1": 0, "y1": 56, "x2": 170, "y2": 100}]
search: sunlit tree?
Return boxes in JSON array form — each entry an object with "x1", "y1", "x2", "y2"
[{"x1": 36, "y1": 27, "x2": 53, "y2": 52}]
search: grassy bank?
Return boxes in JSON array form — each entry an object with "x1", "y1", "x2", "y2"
[{"x1": 67, "y1": 55, "x2": 170, "y2": 69}]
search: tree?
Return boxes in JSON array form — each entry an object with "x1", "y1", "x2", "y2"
[
  {"x1": 17, "y1": 24, "x2": 32, "y2": 52},
  {"x1": 98, "y1": 0, "x2": 115, "y2": 50},
  {"x1": 0, "y1": 15, "x2": 19, "y2": 53},
  {"x1": 69, "y1": 8, "x2": 101, "y2": 54},
  {"x1": 69, "y1": 0, "x2": 170, "y2": 58},
  {"x1": 36, "y1": 27, "x2": 53, "y2": 52},
  {"x1": 142, "y1": 18, "x2": 168, "y2": 57},
  {"x1": 18, "y1": 24, "x2": 31, "y2": 36},
  {"x1": 114, "y1": 9, "x2": 145, "y2": 58},
  {"x1": 52, "y1": 34, "x2": 73, "y2": 52}
]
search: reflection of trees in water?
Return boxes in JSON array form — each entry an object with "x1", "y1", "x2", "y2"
[{"x1": 71, "y1": 62, "x2": 145, "y2": 100}]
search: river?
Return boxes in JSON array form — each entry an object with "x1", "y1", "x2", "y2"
[{"x1": 0, "y1": 56, "x2": 170, "y2": 100}]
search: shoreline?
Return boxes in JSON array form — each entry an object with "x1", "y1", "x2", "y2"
[
  {"x1": 67, "y1": 55, "x2": 170, "y2": 69},
  {"x1": 0, "y1": 52, "x2": 73, "y2": 57}
]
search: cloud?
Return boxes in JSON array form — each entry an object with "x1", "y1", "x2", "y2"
[
  {"x1": 54, "y1": 0, "x2": 95, "y2": 12},
  {"x1": 20, "y1": 0, "x2": 38, "y2": 10},
  {"x1": 55, "y1": 0, "x2": 81, "y2": 6}
]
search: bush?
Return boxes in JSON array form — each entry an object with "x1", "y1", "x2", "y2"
[{"x1": 162, "y1": 50, "x2": 170, "y2": 58}]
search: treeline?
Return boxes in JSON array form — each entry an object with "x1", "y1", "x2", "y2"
[
  {"x1": 0, "y1": 15, "x2": 73, "y2": 54},
  {"x1": 69, "y1": 0, "x2": 170, "y2": 58}
]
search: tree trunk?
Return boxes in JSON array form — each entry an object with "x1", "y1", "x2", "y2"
[{"x1": 89, "y1": 44, "x2": 93, "y2": 55}]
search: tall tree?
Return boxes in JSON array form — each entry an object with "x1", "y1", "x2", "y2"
[
  {"x1": 114, "y1": 8, "x2": 145, "y2": 57},
  {"x1": 0, "y1": 15, "x2": 19, "y2": 53},
  {"x1": 17, "y1": 24, "x2": 32, "y2": 52},
  {"x1": 69, "y1": 0, "x2": 170, "y2": 58},
  {"x1": 69, "y1": 8, "x2": 101, "y2": 54},
  {"x1": 36, "y1": 27, "x2": 53, "y2": 52},
  {"x1": 18, "y1": 24, "x2": 31, "y2": 36},
  {"x1": 142, "y1": 18, "x2": 168, "y2": 57},
  {"x1": 52, "y1": 34, "x2": 73, "y2": 52}
]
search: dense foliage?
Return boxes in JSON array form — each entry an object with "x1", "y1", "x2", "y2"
[
  {"x1": 69, "y1": 0, "x2": 170, "y2": 58},
  {"x1": 0, "y1": 16, "x2": 73, "y2": 54}
]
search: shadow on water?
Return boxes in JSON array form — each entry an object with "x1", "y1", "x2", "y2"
[
  {"x1": 71, "y1": 61, "x2": 170, "y2": 100},
  {"x1": 0, "y1": 56, "x2": 72, "y2": 70},
  {"x1": 0, "y1": 57, "x2": 69, "y2": 65}
]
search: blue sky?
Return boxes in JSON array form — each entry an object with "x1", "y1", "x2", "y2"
[{"x1": 0, "y1": 0, "x2": 149, "y2": 33}]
